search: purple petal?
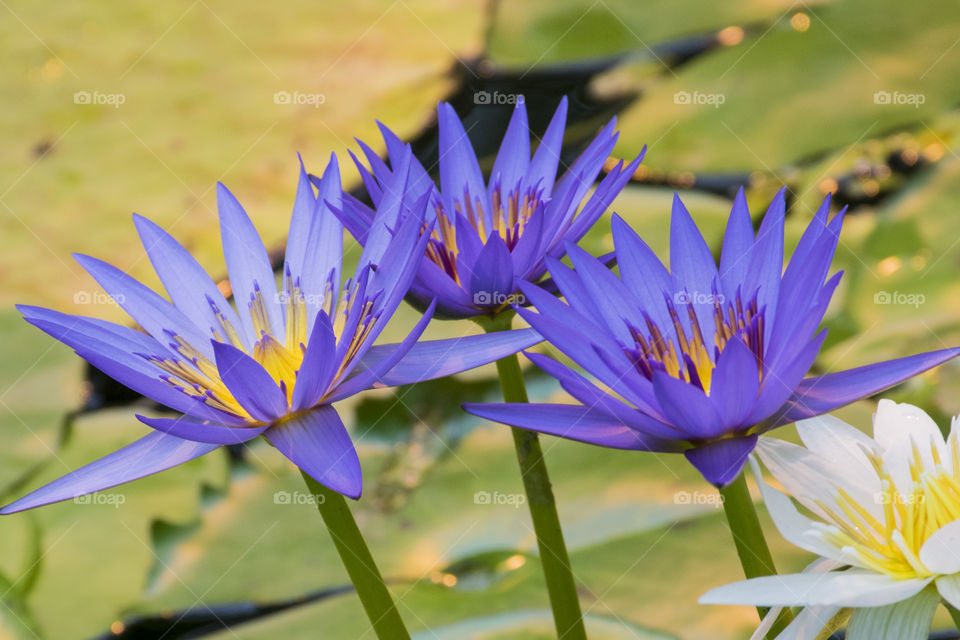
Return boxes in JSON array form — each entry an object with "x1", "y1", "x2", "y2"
[
  {"x1": 291, "y1": 312, "x2": 338, "y2": 411},
  {"x1": 684, "y1": 435, "x2": 758, "y2": 487},
  {"x1": 566, "y1": 243, "x2": 642, "y2": 344},
  {"x1": 264, "y1": 405, "x2": 362, "y2": 499},
  {"x1": 20, "y1": 310, "x2": 245, "y2": 426},
  {"x1": 462, "y1": 402, "x2": 682, "y2": 452},
  {"x1": 742, "y1": 189, "x2": 785, "y2": 339},
  {"x1": 554, "y1": 150, "x2": 645, "y2": 249},
  {"x1": 469, "y1": 234, "x2": 515, "y2": 307},
  {"x1": 670, "y1": 194, "x2": 719, "y2": 342},
  {"x1": 352, "y1": 327, "x2": 542, "y2": 389},
  {"x1": 73, "y1": 254, "x2": 213, "y2": 360},
  {"x1": 652, "y1": 371, "x2": 724, "y2": 439},
  {"x1": 525, "y1": 351, "x2": 675, "y2": 437},
  {"x1": 132, "y1": 214, "x2": 244, "y2": 350},
  {"x1": 211, "y1": 341, "x2": 287, "y2": 422},
  {"x1": 718, "y1": 187, "x2": 754, "y2": 297},
  {"x1": 1, "y1": 432, "x2": 217, "y2": 514},
  {"x1": 710, "y1": 337, "x2": 760, "y2": 426},
  {"x1": 217, "y1": 183, "x2": 284, "y2": 341},
  {"x1": 490, "y1": 101, "x2": 530, "y2": 192},
  {"x1": 330, "y1": 300, "x2": 435, "y2": 400},
  {"x1": 136, "y1": 414, "x2": 267, "y2": 445},
  {"x1": 748, "y1": 330, "x2": 827, "y2": 426},
  {"x1": 522, "y1": 96, "x2": 567, "y2": 196},
  {"x1": 288, "y1": 155, "x2": 343, "y2": 329},
  {"x1": 776, "y1": 347, "x2": 960, "y2": 425},
  {"x1": 438, "y1": 103, "x2": 489, "y2": 229}
]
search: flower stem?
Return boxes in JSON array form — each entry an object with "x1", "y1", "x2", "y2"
[
  {"x1": 946, "y1": 603, "x2": 960, "y2": 631},
  {"x1": 719, "y1": 472, "x2": 793, "y2": 636},
  {"x1": 478, "y1": 314, "x2": 587, "y2": 640},
  {"x1": 300, "y1": 471, "x2": 410, "y2": 640}
]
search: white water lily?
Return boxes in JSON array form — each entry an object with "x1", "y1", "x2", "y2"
[{"x1": 700, "y1": 399, "x2": 960, "y2": 640}]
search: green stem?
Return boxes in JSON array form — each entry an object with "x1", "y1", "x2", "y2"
[
  {"x1": 301, "y1": 471, "x2": 410, "y2": 640},
  {"x1": 719, "y1": 472, "x2": 793, "y2": 637},
  {"x1": 946, "y1": 603, "x2": 960, "y2": 631},
  {"x1": 478, "y1": 313, "x2": 587, "y2": 640}
]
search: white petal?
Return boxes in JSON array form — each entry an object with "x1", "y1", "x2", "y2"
[
  {"x1": 937, "y1": 574, "x2": 960, "y2": 609},
  {"x1": 749, "y1": 458, "x2": 850, "y2": 564},
  {"x1": 699, "y1": 570, "x2": 932, "y2": 608},
  {"x1": 846, "y1": 587, "x2": 939, "y2": 640},
  {"x1": 796, "y1": 415, "x2": 879, "y2": 489},
  {"x1": 774, "y1": 605, "x2": 841, "y2": 640},
  {"x1": 873, "y1": 399, "x2": 946, "y2": 493},
  {"x1": 750, "y1": 556, "x2": 845, "y2": 640},
  {"x1": 918, "y1": 519, "x2": 960, "y2": 574},
  {"x1": 756, "y1": 437, "x2": 880, "y2": 522}
]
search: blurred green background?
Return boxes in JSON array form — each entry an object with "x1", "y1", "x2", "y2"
[{"x1": 4, "y1": 0, "x2": 960, "y2": 638}]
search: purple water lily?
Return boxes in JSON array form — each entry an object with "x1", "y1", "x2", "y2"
[
  {"x1": 5, "y1": 156, "x2": 540, "y2": 513},
  {"x1": 464, "y1": 190, "x2": 960, "y2": 486},
  {"x1": 334, "y1": 97, "x2": 645, "y2": 319}
]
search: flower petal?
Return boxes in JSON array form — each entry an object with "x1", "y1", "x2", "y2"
[
  {"x1": 489, "y1": 101, "x2": 530, "y2": 192},
  {"x1": 718, "y1": 187, "x2": 753, "y2": 297},
  {"x1": 352, "y1": 327, "x2": 542, "y2": 389},
  {"x1": 132, "y1": 214, "x2": 244, "y2": 349},
  {"x1": 845, "y1": 587, "x2": 939, "y2": 640},
  {"x1": 669, "y1": 194, "x2": 719, "y2": 339},
  {"x1": 264, "y1": 405, "x2": 362, "y2": 499},
  {"x1": 710, "y1": 336, "x2": 760, "y2": 426},
  {"x1": 438, "y1": 102, "x2": 489, "y2": 229},
  {"x1": 135, "y1": 414, "x2": 267, "y2": 445},
  {"x1": 684, "y1": 435, "x2": 757, "y2": 487},
  {"x1": 217, "y1": 183, "x2": 284, "y2": 341},
  {"x1": 0, "y1": 432, "x2": 217, "y2": 514},
  {"x1": 936, "y1": 574, "x2": 960, "y2": 609},
  {"x1": 776, "y1": 347, "x2": 960, "y2": 425},
  {"x1": 699, "y1": 570, "x2": 931, "y2": 607},
  {"x1": 652, "y1": 371, "x2": 724, "y2": 439},
  {"x1": 748, "y1": 456, "x2": 853, "y2": 564},
  {"x1": 469, "y1": 233, "x2": 515, "y2": 307},
  {"x1": 522, "y1": 96, "x2": 567, "y2": 196},
  {"x1": 918, "y1": 518, "x2": 960, "y2": 575},
  {"x1": 73, "y1": 253, "x2": 213, "y2": 360},
  {"x1": 211, "y1": 341, "x2": 287, "y2": 422},
  {"x1": 290, "y1": 312, "x2": 337, "y2": 411},
  {"x1": 873, "y1": 399, "x2": 946, "y2": 494},
  {"x1": 461, "y1": 403, "x2": 683, "y2": 452}
]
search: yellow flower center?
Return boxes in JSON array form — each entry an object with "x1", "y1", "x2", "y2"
[
  {"x1": 817, "y1": 434, "x2": 960, "y2": 579},
  {"x1": 147, "y1": 273, "x2": 375, "y2": 422},
  {"x1": 424, "y1": 185, "x2": 544, "y2": 285},
  {"x1": 625, "y1": 292, "x2": 764, "y2": 395}
]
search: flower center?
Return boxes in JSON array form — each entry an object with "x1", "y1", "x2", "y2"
[
  {"x1": 424, "y1": 184, "x2": 544, "y2": 284},
  {"x1": 145, "y1": 272, "x2": 377, "y2": 421},
  {"x1": 816, "y1": 435, "x2": 960, "y2": 579},
  {"x1": 623, "y1": 291, "x2": 764, "y2": 395}
]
